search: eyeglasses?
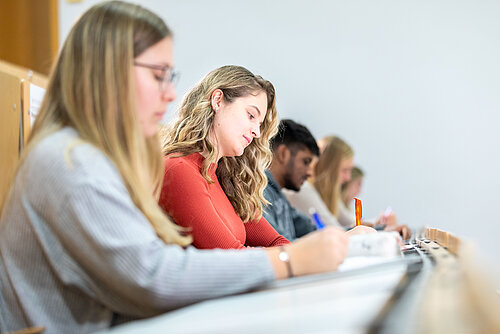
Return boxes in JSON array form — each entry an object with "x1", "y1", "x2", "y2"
[{"x1": 133, "y1": 61, "x2": 179, "y2": 92}]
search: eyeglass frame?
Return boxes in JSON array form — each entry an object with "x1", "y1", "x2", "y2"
[{"x1": 133, "y1": 61, "x2": 179, "y2": 92}]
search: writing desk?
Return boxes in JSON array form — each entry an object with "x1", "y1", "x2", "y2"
[
  {"x1": 100, "y1": 230, "x2": 500, "y2": 333},
  {"x1": 101, "y1": 254, "x2": 421, "y2": 334}
]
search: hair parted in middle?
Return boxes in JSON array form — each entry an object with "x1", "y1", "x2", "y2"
[
  {"x1": 312, "y1": 135, "x2": 354, "y2": 216},
  {"x1": 161, "y1": 65, "x2": 279, "y2": 222},
  {"x1": 9, "y1": 1, "x2": 191, "y2": 246}
]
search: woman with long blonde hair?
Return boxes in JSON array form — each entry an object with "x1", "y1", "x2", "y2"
[
  {"x1": 288, "y1": 135, "x2": 410, "y2": 238},
  {"x1": 313, "y1": 136, "x2": 355, "y2": 221},
  {"x1": 159, "y1": 65, "x2": 291, "y2": 249},
  {"x1": 0, "y1": 2, "x2": 351, "y2": 332},
  {"x1": 284, "y1": 135, "x2": 357, "y2": 228}
]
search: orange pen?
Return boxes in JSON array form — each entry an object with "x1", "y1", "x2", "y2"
[{"x1": 354, "y1": 198, "x2": 362, "y2": 226}]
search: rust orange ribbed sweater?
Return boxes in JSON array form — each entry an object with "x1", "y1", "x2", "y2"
[{"x1": 159, "y1": 153, "x2": 290, "y2": 249}]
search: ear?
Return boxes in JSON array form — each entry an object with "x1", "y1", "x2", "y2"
[
  {"x1": 210, "y1": 89, "x2": 224, "y2": 113},
  {"x1": 275, "y1": 144, "x2": 291, "y2": 165}
]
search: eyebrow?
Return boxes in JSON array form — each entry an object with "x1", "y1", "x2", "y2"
[{"x1": 248, "y1": 105, "x2": 262, "y2": 117}]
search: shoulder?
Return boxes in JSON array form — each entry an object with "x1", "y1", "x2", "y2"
[
  {"x1": 164, "y1": 153, "x2": 203, "y2": 174},
  {"x1": 263, "y1": 170, "x2": 280, "y2": 196},
  {"x1": 19, "y1": 127, "x2": 128, "y2": 209},
  {"x1": 28, "y1": 128, "x2": 121, "y2": 184},
  {"x1": 162, "y1": 152, "x2": 211, "y2": 190}
]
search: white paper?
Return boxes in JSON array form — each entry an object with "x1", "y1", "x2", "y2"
[
  {"x1": 348, "y1": 231, "x2": 401, "y2": 257},
  {"x1": 29, "y1": 83, "x2": 46, "y2": 127}
]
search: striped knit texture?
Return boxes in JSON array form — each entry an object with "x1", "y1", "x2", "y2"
[{"x1": 0, "y1": 127, "x2": 275, "y2": 333}]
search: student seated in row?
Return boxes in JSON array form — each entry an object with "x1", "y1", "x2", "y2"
[
  {"x1": 340, "y1": 166, "x2": 370, "y2": 221},
  {"x1": 0, "y1": 2, "x2": 350, "y2": 332},
  {"x1": 340, "y1": 166, "x2": 399, "y2": 229},
  {"x1": 158, "y1": 65, "x2": 291, "y2": 249},
  {"x1": 263, "y1": 119, "x2": 373, "y2": 240},
  {"x1": 285, "y1": 135, "x2": 411, "y2": 239}
]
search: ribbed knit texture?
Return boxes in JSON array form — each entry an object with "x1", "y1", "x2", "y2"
[
  {"x1": 159, "y1": 153, "x2": 290, "y2": 249},
  {"x1": 0, "y1": 127, "x2": 275, "y2": 334}
]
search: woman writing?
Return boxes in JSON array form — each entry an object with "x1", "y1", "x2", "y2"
[
  {"x1": 0, "y1": 2, "x2": 349, "y2": 333},
  {"x1": 159, "y1": 65, "x2": 290, "y2": 249},
  {"x1": 285, "y1": 136, "x2": 410, "y2": 238}
]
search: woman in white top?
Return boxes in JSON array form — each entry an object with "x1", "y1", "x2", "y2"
[
  {"x1": 284, "y1": 136, "x2": 356, "y2": 228},
  {"x1": 286, "y1": 136, "x2": 410, "y2": 238}
]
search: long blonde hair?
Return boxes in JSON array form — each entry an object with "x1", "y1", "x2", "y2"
[
  {"x1": 1, "y1": 1, "x2": 190, "y2": 246},
  {"x1": 162, "y1": 65, "x2": 279, "y2": 222},
  {"x1": 313, "y1": 136, "x2": 354, "y2": 216}
]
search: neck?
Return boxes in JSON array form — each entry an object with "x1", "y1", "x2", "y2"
[{"x1": 205, "y1": 130, "x2": 222, "y2": 161}]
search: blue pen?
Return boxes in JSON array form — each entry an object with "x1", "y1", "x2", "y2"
[{"x1": 309, "y1": 208, "x2": 325, "y2": 230}]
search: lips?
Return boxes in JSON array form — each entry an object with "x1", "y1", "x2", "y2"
[
  {"x1": 243, "y1": 135, "x2": 251, "y2": 145},
  {"x1": 155, "y1": 111, "x2": 166, "y2": 119}
]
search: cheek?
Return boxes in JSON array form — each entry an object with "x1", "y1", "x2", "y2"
[
  {"x1": 135, "y1": 74, "x2": 159, "y2": 112},
  {"x1": 135, "y1": 86, "x2": 150, "y2": 114},
  {"x1": 135, "y1": 93, "x2": 154, "y2": 123},
  {"x1": 299, "y1": 165, "x2": 308, "y2": 177}
]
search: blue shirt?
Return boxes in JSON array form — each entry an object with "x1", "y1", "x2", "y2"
[{"x1": 263, "y1": 170, "x2": 316, "y2": 241}]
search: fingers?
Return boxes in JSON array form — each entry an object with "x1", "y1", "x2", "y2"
[
  {"x1": 401, "y1": 225, "x2": 411, "y2": 240},
  {"x1": 346, "y1": 225, "x2": 376, "y2": 236},
  {"x1": 379, "y1": 212, "x2": 398, "y2": 226},
  {"x1": 384, "y1": 224, "x2": 411, "y2": 240},
  {"x1": 291, "y1": 227, "x2": 349, "y2": 274},
  {"x1": 323, "y1": 227, "x2": 349, "y2": 269}
]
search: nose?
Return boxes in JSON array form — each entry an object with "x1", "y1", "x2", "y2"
[
  {"x1": 251, "y1": 124, "x2": 261, "y2": 138},
  {"x1": 305, "y1": 165, "x2": 313, "y2": 178},
  {"x1": 161, "y1": 85, "x2": 176, "y2": 104}
]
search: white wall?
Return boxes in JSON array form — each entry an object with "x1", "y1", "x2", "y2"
[{"x1": 60, "y1": 0, "x2": 500, "y2": 267}]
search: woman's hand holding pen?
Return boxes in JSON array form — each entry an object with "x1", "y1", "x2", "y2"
[
  {"x1": 346, "y1": 225, "x2": 376, "y2": 236},
  {"x1": 384, "y1": 224, "x2": 411, "y2": 240},
  {"x1": 374, "y1": 208, "x2": 411, "y2": 240},
  {"x1": 290, "y1": 227, "x2": 350, "y2": 275},
  {"x1": 267, "y1": 227, "x2": 349, "y2": 279},
  {"x1": 378, "y1": 211, "x2": 397, "y2": 227}
]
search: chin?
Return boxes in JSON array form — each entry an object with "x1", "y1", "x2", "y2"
[
  {"x1": 235, "y1": 147, "x2": 246, "y2": 157},
  {"x1": 142, "y1": 127, "x2": 157, "y2": 138},
  {"x1": 225, "y1": 151, "x2": 243, "y2": 158},
  {"x1": 284, "y1": 183, "x2": 301, "y2": 192}
]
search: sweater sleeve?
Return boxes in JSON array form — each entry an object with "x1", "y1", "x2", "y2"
[
  {"x1": 160, "y1": 159, "x2": 253, "y2": 249},
  {"x1": 244, "y1": 216, "x2": 290, "y2": 247},
  {"x1": 58, "y1": 180, "x2": 275, "y2": 317}
]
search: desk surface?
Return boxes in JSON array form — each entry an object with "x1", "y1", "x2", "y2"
[{"x1": 101, "y1": 256, "x2": 417, "y2": 334}]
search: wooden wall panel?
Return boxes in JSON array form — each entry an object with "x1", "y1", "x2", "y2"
[{"x1": 0, "y1": 0, "x2": 58, "y2": 75}]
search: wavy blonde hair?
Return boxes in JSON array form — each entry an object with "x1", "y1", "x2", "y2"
[
  {"x1": 161, "y1": 65, "x2": 279, "y2": 222},
  {"x1": 312, "y1": 136, "x2": 354, "y2": 216},
  {"x1": 1, "y1": 1, "x2": 190, "y2": 246}
]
